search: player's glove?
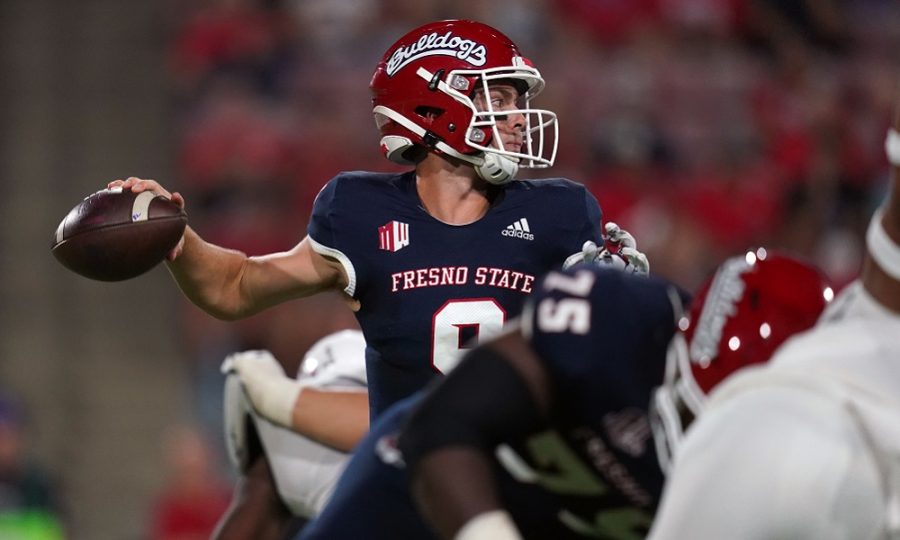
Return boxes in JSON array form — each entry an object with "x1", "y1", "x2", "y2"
[
  {"x1": 563, "y1": 222, "x2": 650, "y2": 275},
  {"x1": 221, "y1": 350, "x2": 301, "y2": 429}
]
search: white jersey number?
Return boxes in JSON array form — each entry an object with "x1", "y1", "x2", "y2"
[
  {"x1": 536, "y1": 270, "x2": 594, "y2": 334},
  {"x1": 432, "y1": 298, "x2": 506, "y2": 374}
]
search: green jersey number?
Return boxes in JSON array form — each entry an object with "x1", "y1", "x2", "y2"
[{"x1": 498, "y1": 431, "x2": 653, "y2": 539}]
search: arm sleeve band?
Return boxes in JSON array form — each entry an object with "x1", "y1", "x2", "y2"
[
  {"x1": 398, "y1": 346, "x2": 545, "y2": 468},
  {"x1": 455, "y1": 510, "x2": 522, "y2": 540}
]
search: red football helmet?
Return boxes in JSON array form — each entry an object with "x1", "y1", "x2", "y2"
[
  {"x1": 370, "y1": 20, "x2": 558, "y2": 184},
  {"x1": 652, "y1": 249, "x2": 834, "y2": 472}
]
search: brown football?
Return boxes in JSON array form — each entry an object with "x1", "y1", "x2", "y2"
[{"x1": 51, "y1": 187, "x2": 187, "y2": 281}]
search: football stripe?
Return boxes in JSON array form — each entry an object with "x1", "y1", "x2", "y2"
[{"x1": 131, "y1": 191, "x2": 157, "y2": 222}]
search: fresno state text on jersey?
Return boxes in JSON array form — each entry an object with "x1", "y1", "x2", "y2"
[
  {"x1": 391, "y1": 266, "x2": 535, "y2": 293},
  {"x1": 307, "y1": 171, "x2": 602, "y2": 417}
]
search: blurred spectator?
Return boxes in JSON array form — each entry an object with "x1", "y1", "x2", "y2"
[
  {"x1": 169, "y1": 0, "x2": 297, "y2": 101},
  {"x1": 552, "y1": 0, "x2": 662, "y2": 46},
  {"x1": 148, "y1": 425, "x2": 231, "y2": 540},
  {"x1": 744, "y1": 0, "x2": 851, "y2": 54},
  {"x1": 0, "y1": 393, "x2": 65, "y2": 540}
]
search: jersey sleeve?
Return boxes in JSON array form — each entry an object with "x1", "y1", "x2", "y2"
[
  {"x1": 648, "y1": 385, "x2": 885, "y2": 540},
  {"x1": 306, "y1": 174, "x2": 358, "y2": 296},
  {"x1": 307, "y1": 176, "x2": 339, "y2": 247},
  {"x1": 561, "y1": 182, "x2": 604, "y2": 257},
  {"x1": 551, "y1": 181, "x2": 604, "y2": 268},
  {"x1": 297, "y1": 330, "x2": 368, "y2": 389},
  {"x1": 580, "y1": 186, "x2": 604, "y2": 246}
]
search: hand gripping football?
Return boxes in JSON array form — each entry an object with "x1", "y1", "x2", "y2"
[{"x1": 51, "y1": 187, "x2": 187, "y2": 281}]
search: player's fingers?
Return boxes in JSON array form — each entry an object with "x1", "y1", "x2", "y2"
[
  {"x1": 125, "y1": 177, "x2": 153, "y2": 193},
  {"x1": 606, "y1": 223, "x2": 638, "y2": 249},
  {"x1": 582, "y1": 240, "x2": 599, "y2": 261},
  {"x1": 604, "y1": 222, "x2": 625, "y2": 248},
  {"x1": 123, "y1": 177, "x2": 175, "y2": 199},
  {"x1": 221, "y1": 355, "x2": 236, "y2": 374},
  {"x1": 604, "y1": 222, "x2": 620, "y2": 238},
  {"x1": 166, "y1": 236, "x2": 185, "y2": 262},
  {"x1": 621, "y1": 248, "x2": 649, "y2": 274},
  {"x1": 616, "y1": 230, "x2": 637, "y2": 249},
  {"x1": 170, "y1": 191, "x2": 186, "y2": 209},
  {"x1": 122, "y1": 177, "x2": 143, "y2": 189},
  {"x1": 107, "y1": 179, "x2": 125, "y2": 189},
  {"x1": 239, "y1": 350, "x2": 285, "y2": 375}
]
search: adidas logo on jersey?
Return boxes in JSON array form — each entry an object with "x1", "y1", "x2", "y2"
[{"x1": 502, "y1": 218, "x2": 534, "y2": 241}]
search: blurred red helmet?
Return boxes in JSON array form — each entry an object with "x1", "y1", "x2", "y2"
[
  {"x1": 369, "y1": 20, "x2": 558, "y2": 184},
  {"x1": 652, "y1": 249, "x2": 833, "y2": 471}
]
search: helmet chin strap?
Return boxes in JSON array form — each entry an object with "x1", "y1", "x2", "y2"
[
  {"x1": 475, "y1": 152, "x2": 519, "y2": 185},
  {"x1": 375, "y1": 105, "x2": 520, "y2": 183}
]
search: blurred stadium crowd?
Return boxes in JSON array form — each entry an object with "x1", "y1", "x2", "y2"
[
  {"x1": 8, "y1": 1, "x2": 884, "y2": 538},
  {"x1": 168, "y1": 0, "x2": 898, "y2": 293},
  {"x1": 155, "y1": 4, "x2": 900, "y2": 533}
]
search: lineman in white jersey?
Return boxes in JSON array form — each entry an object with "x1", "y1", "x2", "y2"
[
  {"x1": 649, "y1": 98, "x2": 900, "y2": 539},
  {"x1": 214, "y1": 330, "x2": 368, "y2": 539}
]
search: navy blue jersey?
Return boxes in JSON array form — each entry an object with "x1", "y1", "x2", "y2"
[
  {"x1": 307, "y1": 170, "x2": 602, "y2": 418},
  {"x1": 498, "y1": 266, "x2": 688, "y2": 538},
  {"x1": 297, "y1": 393, "x2": 435, "y2": 540},
  {"x1": 296, "y1": 267, "x2": 688, "y2": 540}
]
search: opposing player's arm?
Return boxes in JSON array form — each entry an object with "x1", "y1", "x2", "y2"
[
  {"x1": 108, "y1": 177, "x2": 348, "y2": 319},
  {"x1": 212, "y1": 456, "x2": 299, "y2": 540},
  {"x1": 400, "y1": 329, "x2": 552, "y2": 540},
  {"x1": 291, "y1": 387, "x2": 368, "y2": 452},
  {"x1": 223, "y1": 351, "x2": 368, "y2": 452}
]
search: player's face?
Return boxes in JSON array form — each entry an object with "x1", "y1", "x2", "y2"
[{"x1": 473, "y1": 83, "x2": 525, "y2": 153}]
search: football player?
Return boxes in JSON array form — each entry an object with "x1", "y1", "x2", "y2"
[
  {"x1": 647, "y1": 87, "x2": 900, "y2": 540},
  {"x1": 108, "y1": 19, "x2": 649, "y2": 423},
  {"x1": 216, "y1": 225, "x2": 646, "y2": 540},
  {"x1": 212, "y1": 330, "x2": 367, "y2": 539},
  {"x1": 400, "y1": 251, "x2": 832, "y2": 540},
  {"x1": 292, "y1": 250, "x2": 830, "y2": 539},
  {"x1": 126, "y1": 18, "x2": 647, "y2": 540}
]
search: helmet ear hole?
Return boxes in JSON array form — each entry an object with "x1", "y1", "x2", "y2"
[{"x1": 414, "y1": 106, "x2": 444, "y2": 122}]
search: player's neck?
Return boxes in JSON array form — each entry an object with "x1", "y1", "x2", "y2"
[{"x1": 415, "y1": 155, "x2": 492, "y2": 225}]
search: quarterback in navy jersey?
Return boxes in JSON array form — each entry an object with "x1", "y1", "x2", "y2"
[
  {"x1": 308, "y1": 170, "x2": 600, "y2": 417},
  {"x1": 109, "y1": 18, "x2": 614, "y2": 421},
  {"x1": 109, "y1": 18, "x2": 633, "y2": 540}
]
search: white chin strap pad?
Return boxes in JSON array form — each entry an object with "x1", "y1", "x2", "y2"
[
  {"x1": 382, "y1": 130, "x2": 519, "y2": 184},
  {"x1": 476, "y1": 153, "x2": 519, "y2": 185},
  {"x1": 381, "y1": 135, "x2": 417, "y2": 165}
]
